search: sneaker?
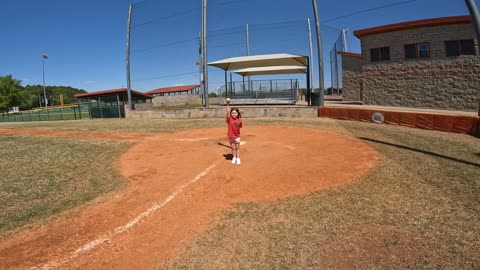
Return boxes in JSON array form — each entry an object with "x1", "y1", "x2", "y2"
[
  {"x1": 231, "y1": 157, "x2": 237, "y2": 164},
  {"x1": 236, "y1": 158, "x2": 241, "y2": 165}
]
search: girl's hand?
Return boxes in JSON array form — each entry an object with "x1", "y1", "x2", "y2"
[{"x1": 226, "y1": 98, "x2": 230, "y2": 104}]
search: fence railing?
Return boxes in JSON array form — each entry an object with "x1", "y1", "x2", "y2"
[
  {"x1": 0, "y1": 105, "x2": 89, "y2": 122},
  {"x1": 216, "y1": 79, "x2": 299, "y2": 96}
]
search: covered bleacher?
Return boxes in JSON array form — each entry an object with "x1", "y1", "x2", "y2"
[{"x1": 208, "y1": 54, "x2": 311, "y2": 105}]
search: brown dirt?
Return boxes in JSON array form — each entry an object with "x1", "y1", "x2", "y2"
[{"x1": 0, "y1": 126, "x2": 379, "y2": 269}]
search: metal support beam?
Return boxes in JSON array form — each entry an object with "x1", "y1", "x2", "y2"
[
  {"x1": 126, "y1": 4, "x2": 133, "y2": 110},
  {"x1": 311, "y1": 0, "x2": 324, "y2": 106}
]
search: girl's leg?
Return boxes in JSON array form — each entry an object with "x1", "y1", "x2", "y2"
[
  {"x1": 228, "y1": 138, "x2": 235, "y2": 158},
  {"x1": 235, "y1": 143, "x2": 240, "y2": 164},
  {"x1": 230, "y1": 142, "x2": 235, "y2": 157},
  {"x1": 235, "y1": 143, "x2": 240, "y2": 159}
]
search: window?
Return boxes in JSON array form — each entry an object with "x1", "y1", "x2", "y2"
[
  {"x1": 405, "y1": 43, "x2": 430, "y2": 59},
  {"x1": 445, "y1": 39, "x2": 476, "y2": 56},
  {"x1": 371, "y1": 47, "x2": 390, "y2": 62}
]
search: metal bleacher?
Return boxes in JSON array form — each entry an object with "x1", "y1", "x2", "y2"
[{"x1": 218, "y1": 79, "x2": 299, "y2": 105}]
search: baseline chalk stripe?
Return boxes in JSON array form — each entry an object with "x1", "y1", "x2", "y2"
[
  {"x1": 173, "y1": 138, "x2": 209, "y2": 142},
  {"x1": 37, "y1": 163, "x2": 217, "y2": 270}
]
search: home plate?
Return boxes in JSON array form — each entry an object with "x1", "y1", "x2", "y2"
[{"x1": 240, "y1": 141, "x2": 246, "y2": 145}]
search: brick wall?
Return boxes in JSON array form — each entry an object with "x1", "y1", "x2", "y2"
[
  {"x1": 152, "y1": 94, "x2": 202, "y2": 106},
  {"x1": 341, "y1": 55, "x2": 363, "y2": 101},
  {"x1": 343, "y1": 21, "x2": 480, "y2": 110},
  {"x1": 361, "y1": 57, "x2": 480, "y2": 110},
  {"x1": 361, "y1": 23, "x2": 477, "y2": 62}
]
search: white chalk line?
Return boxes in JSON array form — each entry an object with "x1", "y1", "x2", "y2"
[
  {"x1": 36, "y1": 163, "x2": 217, "y2": 270},
  {"x1": 269, "y1": 141, "x2": 296, "y2": 150},
  {"x1": 141, "y1": 137, "x2": 210, "y2": 142},
  {"x1": 173, "y1": 138, "x2": 210, "y2": 142}
]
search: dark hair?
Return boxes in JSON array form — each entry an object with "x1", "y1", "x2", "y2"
[{"x1": 230, "y1": 107, "x2": 241, "y2": 118}]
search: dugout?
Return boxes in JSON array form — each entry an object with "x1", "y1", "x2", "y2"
[{"x1": 74, "y1": 88, "x2": 153, "y2": 118}]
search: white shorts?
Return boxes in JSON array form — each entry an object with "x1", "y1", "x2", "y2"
[{"x1": 228, "y1": 137, "x2": 240, "y2": 144}]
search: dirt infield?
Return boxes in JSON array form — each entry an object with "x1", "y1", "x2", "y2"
[{"x1": 0, "y1": 126, "x2": 378, "y2": 269}]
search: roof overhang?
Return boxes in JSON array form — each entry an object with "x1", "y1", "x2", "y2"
[
  {"x1": 354, "y1": 15, "x2": 472, "y2": 38},
  {"x1": 208, "y1": 53, "x2": 308, "y2": 71},
  {"x1": 146, "y1": 84, "x2": 200, "y2": 95},
  {"x1": 74, "y1": 88, "x2": 153, "y2": 99},
  {"x1": 234, "y1": 66, "x2": 307, "y2": 77}
]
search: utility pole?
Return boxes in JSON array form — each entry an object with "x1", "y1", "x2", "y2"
[
  {"x1": 246, "y1": 24, "x2": 251, "y2": 92},
  {"x1": 199, "y1": 32, "x2": 205, "y2": 106},
  {"x1": 201, "y1": 0, "x2": 209, "y2": 107},
  {"x1": 464, "y1": 0, "x2": 480, "y2": 116},
  {"x1": 311, "y1": 0, "x2": 324, "y2": 106},
  {"x1": 126, "y1": 4, "x2": 133, "y2": 110}
]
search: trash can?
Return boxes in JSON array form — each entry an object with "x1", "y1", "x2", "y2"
[{"x1": 310, "y1": 92, "x2": 320, "y2": 106}]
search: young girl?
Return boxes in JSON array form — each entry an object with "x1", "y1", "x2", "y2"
[{"x1": 225, "y1": 98, "x2": 242, "y2": 165}]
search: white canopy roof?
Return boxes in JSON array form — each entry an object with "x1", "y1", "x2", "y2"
[
  {"x1": 208, "y1": 53, "x2": 308, "y2": 71},
  {"x1": 234, "y1": 66, "x2": 307, "y2": 77}
]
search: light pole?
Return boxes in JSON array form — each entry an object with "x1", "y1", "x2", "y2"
[
  {"x1": 42, "y1": 54, "x2": 48, "y2": 107},
  {"x1": 311, "y1": 0, "x2": 324, "y2": 106}
]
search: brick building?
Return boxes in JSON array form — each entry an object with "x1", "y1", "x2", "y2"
[{"x1": 340, "y1": 15, "x2": 479, "y2": 111}]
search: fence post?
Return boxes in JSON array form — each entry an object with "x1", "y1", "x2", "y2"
[
  {"x1": 60, "y1": 108, "x2": 63, "y2": 120},
  {"x1": 47, "y1": 108, "x2": 50, "y2": 121}
]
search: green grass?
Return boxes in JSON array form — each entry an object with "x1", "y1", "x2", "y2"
[{"x1": 0, "y1": 135, "x2": 130, "y2": 237}]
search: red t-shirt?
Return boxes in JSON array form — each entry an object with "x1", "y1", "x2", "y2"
[{"x1": 226, "y1": 116, "x2": 242, "y2": 138}]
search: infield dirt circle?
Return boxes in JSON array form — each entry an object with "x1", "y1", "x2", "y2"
[{"x1": 0, "y1": 125, "x2": 379, "y2": 269}]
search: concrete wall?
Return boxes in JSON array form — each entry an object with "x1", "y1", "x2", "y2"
[
  {"x1": 133, "y1": 95, "x2": 223, "y2": 111},
  {"x1": 126, "y1": 106, "x2": 318, "y2": 119}
]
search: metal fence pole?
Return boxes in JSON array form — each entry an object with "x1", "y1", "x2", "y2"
[
  {"x1": 117, "y1": 93, "x2": 122, "y2": 118},
  {"x1": 126, "y1": 4, "x2": 133, "y2": 110}
]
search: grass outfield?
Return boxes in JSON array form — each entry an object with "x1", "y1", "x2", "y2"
[
  {"x1": 0, "y1": 135, "x2": 130, "y2": 237},
  {"x1": 0, "y1": 118, "x2": 479, "y2": 268}
]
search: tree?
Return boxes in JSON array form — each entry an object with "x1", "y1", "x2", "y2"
[
  {"x1": 23, "y1": 85, "x2": 87, "y2": 107},
  {"x1": 0, "y1": 75, "x2": 22, "y2": 111}
]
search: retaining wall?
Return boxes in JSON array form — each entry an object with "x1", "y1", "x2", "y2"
[{"x1": 126, "y1": 106, "x2": 318, "y2": 119}]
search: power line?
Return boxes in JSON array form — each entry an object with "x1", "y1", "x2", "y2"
[
  {"x1": 133, "y1": 69, "x2": 225, "y2": 82},
  {"x1": 211, "y1": 0, "x2": 249, "y2": 6},
  {"x1": 322, "y1": 0, "x2": 418, "y2": 23},
  {"x1": 132, "y1": 72, "x2": 199, "y2": 82},
  {"x1": 132, "y1": 7, "x2": 200, "y2": 28},
  {"x1": 132, "y1": 38, "x2": 197, "y2": 53}
]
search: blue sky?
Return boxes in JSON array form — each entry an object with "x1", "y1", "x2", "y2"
[{"x1": 0, "y1": 0, "x2": 475, "y2": 93}]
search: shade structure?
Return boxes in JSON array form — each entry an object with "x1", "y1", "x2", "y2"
[
  {"x1": 234, "y1": 66, "x2": 307, "y2": 77},
  {"x1": 208, "y1": 53, "x2": 308, "y2": 71}
]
